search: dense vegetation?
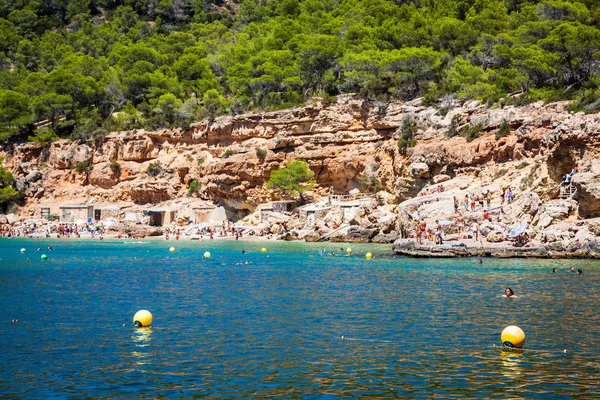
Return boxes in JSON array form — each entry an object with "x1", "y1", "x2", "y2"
[{"x1": 1, "y1": 0, "x2": 599, "y2": 144}]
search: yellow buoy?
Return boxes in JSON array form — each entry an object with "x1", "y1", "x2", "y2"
[
  {"x1": 261, "y1": 248, "x2": 267, "y2": 253},
  {"x1": 346, "y1": 248, "x2": 352, "y2": 254},
  {"x1": 365, "y1": 252, "x2": 373, "y2": 259},
  {"x1": 169, "y1": 247, "x2": 176, "y2": 252},
  {"x1": 133, "y1": 310, "x2": 153, "y2": 328},
  {"x1": 501, "y1": 325, "x2": 525, "y2": 348},
  {"x1": 203, "y1": 251, "x2": 211, "y2": 258}
]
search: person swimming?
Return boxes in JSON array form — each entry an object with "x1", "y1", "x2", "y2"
[
  {"x1": 477, "y1": 259, "x2": 482, "y2": 264},
  {"x1": 552, "y1": 268, "x2": 557, "y2": 273},
  {"x1": 503, "y1": 287, "x2": 516, "y2": 298},
  {"x1": 577, "y1": 269, "x2": 582, "y2": 274}
]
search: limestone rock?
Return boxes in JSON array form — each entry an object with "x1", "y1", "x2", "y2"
[
  {"x1": 572, "y1": 172, "x2": 600, "y2": 218},
  {"x1": 24, "y1": 170, "x2": 42, "y2": 183},
  {"x1": 487, "y1": 231, "x2": 504, "y2": 243},
  {"x1": 89, "y1": 163, "x2": 118, "y2": 189},
  {"x1": 345, "y1": 226, "x2": 378, "y2": 242},
  {"x1": 109, "y1": 222, "x2": 162, "y2": 236},
  {"x1": 122, "y1": 138, "x2": 155, "y2": 161},
  {"x1": 432, "y1": 174, "x2": 451, "y2": 184},
  {"x1": 408, "y1": 162, "x2": 430, "y2": 178},
  {"x1": 372, "y1": 232, "x2": 398, "y2": 243}
]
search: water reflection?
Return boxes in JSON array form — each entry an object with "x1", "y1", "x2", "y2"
[
  {"x1": 132, "y1": 327, "x2": 153, "y2": 365},
  {"x1": 500, "y1": 349, "x2": 523, "y2": 380}
]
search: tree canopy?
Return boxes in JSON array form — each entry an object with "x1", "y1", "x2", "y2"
[
  {"x1": 267, "y1": 159, "x2": 315, "y2": 199},
  {"x1": 0, "y1": 0, "x2": 599, "y2": 144}
]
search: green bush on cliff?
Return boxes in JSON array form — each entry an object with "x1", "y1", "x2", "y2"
[
  {"x1": 28, "y1": 128, "x2": 59, "y2": 147},
  {"x1": 397, "y1": 116, "x2": 417, "y2": 151},
  {"x1": 0, "y1": 157, "x2": 19, "y2": 212},
  {"x1": 188, "y1": 179, "x2": 201, "y2": 196},
  {"x1": 495, "y1": 121, "x2": 511, "y2": 140},
  {"x1": 267, "y1": 160, "x2": 315, "y2": 201},
  {"x1": 147, "y1": 161, "x2": 162, "y2": 177}
]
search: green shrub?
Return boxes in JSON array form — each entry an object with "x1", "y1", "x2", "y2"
[
  {"x1": 109, "y1": 160, "x2": 121, "y2": 174},
  {"x1": 446, "y1": 115, "x2": 460, "y2": 138},
  {"x1": 75, "y1": 160, "x2": 94, "y2": 174},
  {"x1": 197, "y1": 157, "x2": 205, "y2": 166},
  {"x1": 255, "y1": 147, "x2": 267, "y2": 159},
  {"x1": 188, "y1": 179, "x2": 200, "y2": 196},
  {"x1": 397, "y1": 116, "x2": 418, "y2": 150},
  {"x1": 495, "y1": 120, "x2": 510, "y2": 140},
  {"x1": 147, "y1": 161, "x2": 162, "y2": 177},
  {"x1": 222, "y1": 149, "x2": 234, "y2": 158},
  {"x1": 28, "y1": 128, "x2": 59, "y2": 146},
  {"x1": 461, "y1": 123, "x2": 483, "y2": 142}
]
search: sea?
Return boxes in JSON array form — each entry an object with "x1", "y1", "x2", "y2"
[{"x1": 1, "y1": 238, "x2": 599, "y2": 398}]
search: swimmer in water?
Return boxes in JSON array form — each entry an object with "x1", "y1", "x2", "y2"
[
  {"x1": 553, "y1": 268, "x2": 557, "y2": 273},
  {"x1": 477, "y1": 259, "x2": 482, "y2": 264},
  {"x1": 577, "y1": 269, "x2": 582, "y2": 274},
  {"x1": 503, "y1": 287, "x2": 516, "y2": 298}
]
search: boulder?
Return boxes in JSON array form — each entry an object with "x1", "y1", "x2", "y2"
[
  {"x1": 0, "y1": 214, "x2": 8, "y2": 224},
  {"x1": 323, "y1": 206, "x2": 344, "y2": 229},
  {"x1": 24, "y1": 170, "x2": 42, "y2": 183},
  {"x1": 89, "y1": 163, "x2": 118, "y2": 189},
  {"x1": 109, "y1": 222, "x2": 162, "y2": 236},
  {"x1": 408, "y1": 162, "x2": 430, "y2": 178},
  {"x1": 372, "y1": 233, "x2": 399, "y2": 243},
  {"x1": 432, "y1": 174, "x2": 451, "y2": 184},
  {"x1": 479, "y1": 222, "x2": 504, "y2": 237},
  {"x1": 345, "y1": 227, "x2": 378, "y2": 242},
  {"x1": 122, "y1": 138, "x2": 155, "y2": 161},
  {"x1": 572, "y1": 172, "x2": 600, "y2": 218},
  {"x1": 486, "y1": 231, "x2": 504, "y2": 243},
  {"x1": 304, "y1": 231, "x2": 321, "y2": 242}
]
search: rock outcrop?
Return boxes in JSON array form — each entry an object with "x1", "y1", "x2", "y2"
[{"x1": 2, "y1": 96, "x2": 600, "y2": 256}]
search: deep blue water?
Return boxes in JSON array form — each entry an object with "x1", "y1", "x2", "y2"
[{"x1": 1, "y1": 238, "x2": 599, "y2": 398}]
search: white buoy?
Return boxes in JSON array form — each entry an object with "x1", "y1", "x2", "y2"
[
  {"x1": 203, "y1": 251, "x2": 211, "y2": 258},
  {"x1": 20, "y1": 248, "x2": 26, "y2": 253},
  {"x1": 169, "y1": 247, "x2": 176, "y2": 253}
]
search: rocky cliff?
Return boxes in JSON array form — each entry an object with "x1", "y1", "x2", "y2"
[{"x1": 2, "y1": 96, "x2": 600, "y2": 224}]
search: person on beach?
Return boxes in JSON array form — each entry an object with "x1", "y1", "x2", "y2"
[
  {"x1": 503, "y1": 287, "x2": 516, "y2": 298},
  {"x1": 456, "y1": 215, "x2": 464, "y2": 239},
  {"x1": 471, "y1": 222, "x2": 479, "y2": 241},
  {"x1": 453, "y1": 196, "x2": 459, "y2": 214},
  {"x1": 418, "y1": 220, "x2": 426, "y2": 245},
  {"x1": 507, "y1": 188, "x2": 513, "y2": 203}
]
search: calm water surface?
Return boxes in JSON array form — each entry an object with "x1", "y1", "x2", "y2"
[{"x1": 0, "y1": 238, "x2": 599, "y2": 398}]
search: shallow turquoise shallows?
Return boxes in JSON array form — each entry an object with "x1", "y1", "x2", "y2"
[{"x1": 1, "y1": 238, "x2": 599, "y2": 398}]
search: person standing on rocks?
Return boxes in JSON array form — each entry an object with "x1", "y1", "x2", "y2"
[
  {"x1": 456, "y1": 215, "x2": 465, "y2": 239},
  {"x1": 472, "y1": 222, "x2": 480, "y2": 242},
  {"x1": 454, "y1": 196, "x2": 459, "y2": 214},
  {"x1": 419, "y1": 219, "x2": 427, "y2": 245}
]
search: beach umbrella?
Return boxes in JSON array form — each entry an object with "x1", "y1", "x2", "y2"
[
  {"x1": 234, "y1": 226, "x2": 245, "y2": 232},
  {"x1": 509, "y1": 222, "x2": 528, "y2": 237},
  {"x1": 439, "y1": 220, "x2": 454, "y2": 226}
]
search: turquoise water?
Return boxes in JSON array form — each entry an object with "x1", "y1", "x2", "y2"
[{"x1": 1, "y1": 238, "x2": 599, "y2": 398}]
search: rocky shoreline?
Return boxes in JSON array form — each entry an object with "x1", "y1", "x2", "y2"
[
  {"x1": 392, "y1": 239, "x2": 600, "y2": 259},
  {"x1": 2, "y1": 97, "x2": 600, "y2": 258}
]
